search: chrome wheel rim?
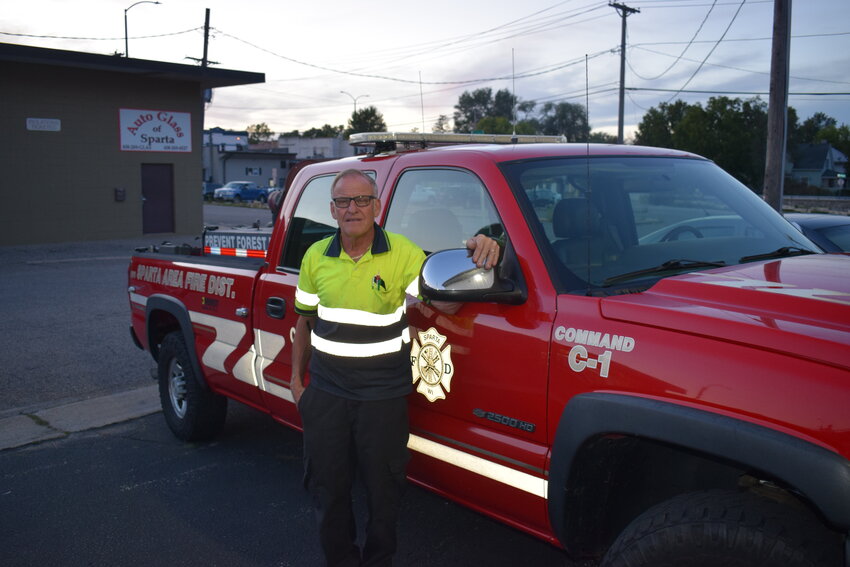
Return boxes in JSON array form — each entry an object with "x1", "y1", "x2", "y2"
[{"x1": 167, "y1": 358, "x2": 188, "y2": 419}]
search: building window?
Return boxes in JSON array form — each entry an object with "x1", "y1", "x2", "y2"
[{"x1": 246, "y1": 167, "x2": 262, "y2": 176}]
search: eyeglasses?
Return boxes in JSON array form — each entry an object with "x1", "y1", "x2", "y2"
[{"x1": 332, "y1": 195, "x2": 376, "y2": 208}]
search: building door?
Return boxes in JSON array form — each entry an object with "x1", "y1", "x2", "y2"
[{"x1": 141, "y1": 163, "x2": 174, "y2": 233}]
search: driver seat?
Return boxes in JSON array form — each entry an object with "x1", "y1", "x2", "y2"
[{"x1": 552, "y1": 198, "x2": 611, "y2": 266}]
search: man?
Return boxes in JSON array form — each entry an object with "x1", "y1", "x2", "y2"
[
  {"x1": 291, "y1": 169, "x2": 499, "y2": 566},
  {"x1": 267, "y1": 188, "x2": 284, "y2": 225}
]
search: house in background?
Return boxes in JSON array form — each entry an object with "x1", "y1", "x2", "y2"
[
  {"x1": 204, "y1": 142, "x2": 297, "y2": 189},
  {"x1": 205, "y1": 126, "x2": 249, "y2": 147},
  {"x1": 789, "y1": 142, "x2": 848, "y2": 191},
  {"x1": 203, "y1": 129, "x2": 355, "y2": 190},
  {"x1": 1, "y1": 42, "x2": 263, "y2": 245}
]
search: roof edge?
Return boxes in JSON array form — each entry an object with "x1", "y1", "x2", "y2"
[{"x1": 0, "y1": 42, "x2": 264, "y2": 89}]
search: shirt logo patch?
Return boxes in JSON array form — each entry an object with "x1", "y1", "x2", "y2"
[
  {"x1": 372, "y1": 274, "x2": 387, "y2": 291},
  {"x1": 411, "y1": 327, "x2": 454, "y2": 402}
]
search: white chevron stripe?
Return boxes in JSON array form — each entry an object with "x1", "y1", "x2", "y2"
[{"x1": 189, "y1": 311, "x2": 246, "y2": 372}]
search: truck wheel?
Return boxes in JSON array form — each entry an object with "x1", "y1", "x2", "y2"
[
  {"x1": 601, "y1": 489, "x2": 841, "y2": 567},
  {"x1": 233, "y1": 195, "x2": 242, "y2": 203},
  {"x1": 157, "y1": 332, "x2": 227, "y2": 442}
]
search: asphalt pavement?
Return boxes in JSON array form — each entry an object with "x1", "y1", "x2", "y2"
[
  {"x1": 0, "y1": 205, "x2": 586, "y2": 566},
  {"x1": 0, "y1": 203, "x2": 270, "y2": 448}
]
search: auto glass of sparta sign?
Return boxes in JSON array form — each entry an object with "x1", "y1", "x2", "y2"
[
  {"x1": 411, "y1": 327, "x2": 454, "y2": 402},
  {"x1": 119, "y1": 108, "x2": 191, "y2": 152}
]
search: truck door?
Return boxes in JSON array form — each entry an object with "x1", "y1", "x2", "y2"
[
  {"x1": 251, "y1": 173, "x2": 339, "y2": 428},
  {"x1": 382, "y1": 166, "x2": 554, "y2": 536}
]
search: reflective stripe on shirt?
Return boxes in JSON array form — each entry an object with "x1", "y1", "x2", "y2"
[
  {"x1": 318, "y1": 304, "x2": 405, "y2": 327},
  {"x1": 311, "y1": 326, "x2": 411, "y2": 358},
  {"x1": 295, "y1": 286, "x2": 319, "y2": 308}
]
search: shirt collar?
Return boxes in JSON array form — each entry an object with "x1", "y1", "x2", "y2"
[{"x1": 324, "y1": 223, "x2": 390, "y2": 258}]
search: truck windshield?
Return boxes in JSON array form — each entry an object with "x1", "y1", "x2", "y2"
[{"x1": 500, "y1": 156, "x2": 820, "y2": 295}]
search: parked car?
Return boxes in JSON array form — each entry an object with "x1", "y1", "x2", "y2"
[
  {"x1": 214, "y1": 181, "x2": 267, "y2": 203},
  {"x1": 528, "y1": 186, "x2": 558, "y2": 207},
  {"x1": 639, "y1": 215, "x2": 757, "y2": 244},
  {"x1": 202, "y1": 182, "x2": 222, "y2": 201},
  {"x1": 786, "y1": 212, "x2": 850, "y2": 253}
]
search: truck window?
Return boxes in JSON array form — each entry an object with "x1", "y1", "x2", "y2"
[
  {"x1": 278, "y1": 174, "x2": 337, "y2": 271},
  {"x1": 501, "y1": 156, "x2": 815, "y2": 294},
  {"x1": 278, "y1": 171, "x2": 378, "y2": 271},
  {"x1": 384, "y1": 168, "x2": 503, "y2": 255}
]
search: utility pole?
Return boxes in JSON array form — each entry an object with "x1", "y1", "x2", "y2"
[
  {"x1": 202, "y1": 8, "x2": 210, "y2": 68},
  {"x1": 610, "y1": 2, "x2": 639, "y2": 144},
  {"x1": 763, "y1": 0, "x2": 792, "y2": 212}
]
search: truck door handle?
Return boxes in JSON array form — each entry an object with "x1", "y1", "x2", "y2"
[{"x1": 266, "y1": 297, "x2": 286, "y2": 319}]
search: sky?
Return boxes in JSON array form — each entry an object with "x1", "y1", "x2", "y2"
[{"x1": 4, "y1": 0, "x2": 849, "y2": 140}]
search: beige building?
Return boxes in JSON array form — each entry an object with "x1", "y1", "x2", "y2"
[{"x1": 0, "y1": 43, "x2": 264, "y2": 245}]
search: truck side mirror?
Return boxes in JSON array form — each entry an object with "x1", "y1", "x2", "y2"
[{"x1": 420, "y1": 248, "x2": 526, "y2": 304}]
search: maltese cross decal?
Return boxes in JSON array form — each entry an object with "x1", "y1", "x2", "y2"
[{"x1": 410, "y1": 327, "x2": 454, "y2": 402}]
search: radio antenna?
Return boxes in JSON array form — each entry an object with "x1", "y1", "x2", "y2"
[
  {"x1": 419, "y1": 71, "x2": 426, "y2": 134},
  {"x1": 585, "y1": 54, "x2": 591, "y2": 146},
  {"x1": 511, "y1": 48, "x2": 517, "y2": 138},
  {"x1": 584, "y1": 53, "x2": 592, "y2": 295}
]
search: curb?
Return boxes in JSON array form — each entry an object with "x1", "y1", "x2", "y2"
[{"x1": 0, "y1": 385, "x2": 161, "y2": 451}]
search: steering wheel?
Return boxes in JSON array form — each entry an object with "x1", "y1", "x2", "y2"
[{"x1": 661, "y1": 225, "x2": 704, "y2": 242}]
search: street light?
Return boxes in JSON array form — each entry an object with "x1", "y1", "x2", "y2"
[
  {"x1": 124, "y1": 1, "x2": 161, "y2": 58},
  {"x1": 340, "y1": 90, "x2": 369, "y2": 114}
]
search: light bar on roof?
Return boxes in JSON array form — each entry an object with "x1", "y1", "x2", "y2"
[{"x1": 349, "y1": 131, "x2": 567, "y2": 147}]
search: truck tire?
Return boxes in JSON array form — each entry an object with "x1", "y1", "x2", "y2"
[
  {"x1": 600, "y1": 489, "x2": 841, "y2": 567},
  {"x1": 157, "y1": 331, "x2": 227, "y2": 442}
]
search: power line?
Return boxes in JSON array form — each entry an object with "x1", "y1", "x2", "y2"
[
  {"x1": 630, "y1": 45, "x2": 850, "y2": 86},
  {"x1": 628, "y1": 87, "x2": 850, "y2": 95},
  {"x1": 633, "y1": 30, "x2": 850, "y2": 46},
  {"x1": 632, "y1": 0, "x2": 771, "y2": 6},
  {"x1": 211, "y1": 5, "x2": 613, "y2": 83},
  {"x1": 0, "y1": 27, "x2": 201, "y2": 41},
  {"x1": 628, "y1": 0, "x2": 717, "y2": 81},
  {"x1": 212, "y1": 27, "x2": 609, "y2": 86},
  {"x1": 663, "y1": 0, "x2": 746, "y2": 103}
]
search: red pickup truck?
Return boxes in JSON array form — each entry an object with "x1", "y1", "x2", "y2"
[{"x1": 129, "y1": 133, "x2": 850, "y2": 566}]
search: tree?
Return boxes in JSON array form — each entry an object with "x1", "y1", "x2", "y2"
[
  {"x1": 515, "y1": 121, "x2": 539, "y2": 135},
  {"x1": 539, "y1": 102, "x2": 588, "y2": 141},
  {"x1": 453, "y1": 88, "x2": 494, "y2": 133},
  {"x1": 634, "y1": 96, "x2": 769, "y2": 191},
  {"x1": 589, "y1": 131, "x2": 618, "y2": 144},
  {"x1": 432, "y1": 115, "x2": 451, "y2": 133},
  {"x1": 796, "y1": 112, "x2": 837, "y2": 145},
  {"x1": 344, "y1": 106, "x2": 386, "y2": 138},
  {"x1": 816, "y1": 123, "x2": 850, "y2": 163},
  {"x1": 303, "y1": 124, "x2": 344, "y2": 138},
  {"x1": 475, "y1": 116, "x2": 514, "y2": 135},
  {"x1": 493, "y1": 89, "x2": 517, "y2": 122},
  {"x1": 247, "y1": 122, "x2": 274, "y2": 144},
  {"x1": 706, "y1": 97, "x2": 768, "y2": 190},
  {"x1": 517, "y1": 100, "x2": 537, "y2": 121},
  {"x1": 452, "y1": 88, "x2": 522, "y2": 133},
  {"x1": 633, "y1": 100, "x2": 690, "y2": 148}
]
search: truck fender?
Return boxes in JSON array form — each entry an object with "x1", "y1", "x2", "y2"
[
  {"x1": 548, "y1": 393, "x2": 850, "y2": 548},
  {"x1": 145, "y1": 294, "x2": 209, "y2": 391}
]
